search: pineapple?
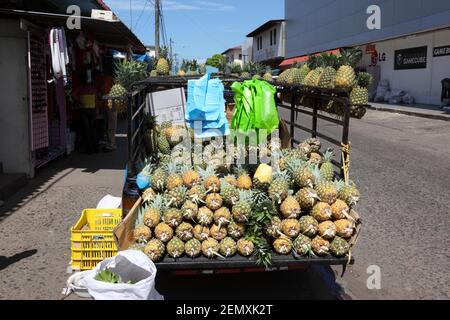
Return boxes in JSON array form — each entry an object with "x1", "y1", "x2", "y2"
[
  {"x1": 313, "y1": 167, "x2": 338, "y2": 205},
  {"x1": 219, "y1": 237, "x2": 237, "y2": 257},
  {"x1": 164, "y1": 127, "x2": 183, "y2": 147},
  {"x1": 318, "y1": 66, "x2": 337, "y2": 89},
  {"x1": 143, "y1": 194, "x2": 165, "y2": 228},
  {"x1": 196, "y1": 206, "x2": 214, "y2": 226},
  {"x1": 268, "y1": 171, "x2": 290, "y2": 203},
  {"x1": 263, "y1": 69, "x2": 273, "y2": 82},
  {"x1": 286, "y1": 159, "x2": 314, "y2": 189},
  {"x1": 304, "y1": 137, "x2": 321, "y2": 153},
  {"x1": 227, "y1": 220, "x2": 246, "y2": 239},
  {"x1": 334, "y1": 219, "x2": 355, "y2": 239},
  {"x1": 320, "y1": 150, "x2": 335, "y2": 182},
  {"x1": 318, "y1": 221, "x2": 337, "y2": 240},
  {"x1": 202, "y1": 238, "x2": 220, "y2": 259},
  {"x1": 144, "y1": 239, "x2": 165, "y2": 262},
  {"x1": 240, "y1": 71, "x2": 251, "y2": 79},
  {"x1": 156, "y1": 58, "x2": 170, "y2": 76},
  {"x1": 232, "y1": 190, "x2": 253, "y2": 223},
  {"x1": 163, "y1": 208, "x2": 183, "y2": 228},
  {"x1": 335, "y1": 48, "x2": 362, "y2": 88},
  {"x1": 161, "y1": 121, "x2": 173, "y2": 130},
  {"x1": 166, "y1": 186, "x2": 187, "y2": 208},
  {"x1": 151, "y1": 167, "x2": 167, "y2": 192},
  {"x1": 185, "y1": 239, "x2": 202, "y2": 258},
  {"x1": 253, "y1": 164, "x2": 273, "y2": 191},
  {"x1": 107, "y1": 84, "x2": 127, "y2": 111},
  {"x1": 293, "y1": 235, "x2": 313, "y2": 256},
  {"x1": 167, "y1": 237, "x2": 185, "y2": 258},
  {"x1": 133, "y1": 205, "x2": 152, "y2": 243},
  {"x1": 129, "y1": 242, "x2": 146, "y2": 252},
  {"x1": 280, "y1": 196, "x2": 301, "y2": 219},
  {"x1": 220, "y1": 180, "x2": 239, "y2": 206},
  {"x1": 181, "y1": 165, "x2": 201, "y2": 188},
  {"x1": 224, "y1": 174, "x2": 237, "y2": 186},
  {"x1": 311, "y1": 236, "x2": 330, "y2": 255},
  {"x1": 235, "y1": 166, "x2": 252, "y2": 190},
  {"x1": 205, "y1": 193, "x2": 223, "y2": 211},
  {"x1": 165, "y1": 163, "x2": 183, "y2": 191},
  {"x1": 199, "y1": 165, "x2": 221, "y2": 193},
  {"x1": 336, "y1": 180, "x2": 361, "y2": 207},
  {"x1": 299, "y1": 215, "x2": 319, "y2": 238},
  {"x1": 176, "y1": 222, "x2": 194, "y2": 241},
  {"x1": 265, "y1": 216, "x2": 283, "y2": 238},
  {"x1": 309, "y1": 152, "x2": 322, "y2": 166},
  {"x1": 210, "y1": 224, "x2": 228, "y2": 241},
  {"x1": 277, "y1": 69, "x2": 293, "y2": 84},
  {"x1": 154, "y1": 222, "x2": 174, "y2": 243},
  {"x1": 286, "y1": 68, "x2": 300, "y2": 84},
  {"x1": 142, "y1": 187, "x2": 156, "y2": 203},
  {"x1": 188, "y1": 185, "x2": 208, "y2": 204},
  {"x1": 289, "y1": 64, "x2": 310, "y2": 85},
  {"x1": 237, "y1": 238, "x2": 255, "y2": 257},
  {"x1": 150, "y1": 70, "x2": 158, "y2": 77},
  {"x1": 330, "y1": 236, "x2": 350, "y2": 257},
  {"x1": 273, "y1": 238, "x2": 293, "y2": 255},
  {"x1": 133, "y1": 225, "x2": 152, "y2": 244},
  {"x1": 311, "y1": 202, "x2": 333, "y2": 222},
  {"x1": 331, "y1": 199, "x2": 350, "y2": 220},
  {"x1": 351, "y1": 72, "x2": 373, "y2": 105},
  {"x1": 214, "y1": 207, "x2": 231, "y2": 228},
  {"x1": 295, "y1": 187, "x2": 319, "y2": 210},
  {"x1": 281, "y1": 219, "x2": 301, "y2": 238},
  {"x1": 158, "y1": 134, "x2": 171, "y2": 154},
  {"x1": 303, "y1": 67, "x2": 324, "y2": 86},
  {"x1": 193, "y1": 225, "x2": 210, "y2": 241},
  {"x1": 181, "y1": 200, "x2": 198, "y2": 220}
]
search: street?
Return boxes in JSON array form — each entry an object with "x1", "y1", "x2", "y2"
[{"x1": 0, "y1": 110, "x2": 449, "y2": 300}]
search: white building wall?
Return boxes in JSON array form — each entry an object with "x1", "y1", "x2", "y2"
[
  {"x1": 252, "y1": 23, "x2": 285, "y2": 63},
  {"x1": 224, "y1": 49, "x2": 243, "y2": 66},
  {"x1": 362, "y1": 29, "x2": 450, "y2": 105},
  {"x1": 0, "y1": 18, "x2": 33, "y2": 176}
]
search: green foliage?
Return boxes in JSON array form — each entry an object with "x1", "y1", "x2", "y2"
[
  {"x1": 206, "y1": 54, "x2": 227, "y2": 71},
  {"x1": 114, "y1": 59, "x2": 149, "y2": 91},
  {"x1": 95, "y1": 269, "x2": 121, "y2": 284},
  {"x1": 338, "y1": 47, "x2": 363, "y2": 68}
]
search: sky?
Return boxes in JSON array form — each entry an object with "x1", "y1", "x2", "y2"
[{"x1": 104, "y1": 0, "x2": 285, "y2": 62}]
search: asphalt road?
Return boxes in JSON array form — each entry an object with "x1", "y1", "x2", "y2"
[{"x1": 0, "y1": 111, "x2": 449, "y2": 300}]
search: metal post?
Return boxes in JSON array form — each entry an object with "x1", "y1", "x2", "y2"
[
  {"x1": 341, "y1": 98, "x2": 351, "y2": 180},
  {"x1": 290, "y1": 90, "x2": 296, "y2": 148},
  {"x1": 127, "y1": 95, "x2": 133, "y2": 177},
  {"x1": 155, "y1": 0, "x2": 160, "y2": 59},
  {"x1": 312, "y1": 99, "x2": 318, "y2": 138}
]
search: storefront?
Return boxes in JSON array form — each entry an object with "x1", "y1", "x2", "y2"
[
  {"x1": 0, "y1": 7, "x2": 145, "y2": 177},
  {"x1": 359, "y1": 28, "x2": 450, "y2": 105}
]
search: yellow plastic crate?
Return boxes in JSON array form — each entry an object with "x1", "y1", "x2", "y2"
[{"x1": 71, "y1": 209, "x2": 122, "y2": 271}]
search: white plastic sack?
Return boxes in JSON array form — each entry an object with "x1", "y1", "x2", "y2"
[
  {"x1": 375, "y1": 80, "x2": 390, "y2": 102},
  {"x1": 403, "y1": 93, "x2": 415, "y2": 105},
  {"x1": 83, "y1": 250, "x2": 163, "y2": 300},
  {"x1": 383, "y1": 90, "x2": 391, "y2": 102},
  {"x1": 97, "y1": 195, "x2": 122, "y2": 209}
]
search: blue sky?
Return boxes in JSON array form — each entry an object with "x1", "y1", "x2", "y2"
[{"x1": 104, "y1": 0, "x2": 284, "y2": 61}]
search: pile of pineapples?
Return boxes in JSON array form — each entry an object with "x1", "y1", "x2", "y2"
[
  {"x1": 132, "y1": 124, "x2": 361, "y2": 266},
  {"x1": 277, "y1": 48, "x2": 373, "y2": 119}
]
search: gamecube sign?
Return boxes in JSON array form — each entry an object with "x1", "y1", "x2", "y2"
[{"x1": 394, "y1": 46, "x2": 427, "y2": 70}]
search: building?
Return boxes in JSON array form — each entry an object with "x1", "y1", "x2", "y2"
[
  {"x1": 285, "y1": 0, "x2": 450, "y2": 105},
  {"x1": 222, "y1": 46, "x2": 243, "y2": 66},
  {"x1": 246, "y1": 20, "x2": 285, "y2": 68},
  {"x1": 0, "y1": 0, "x2": 145, "y2": 178},
  {"x1": 241, "y1": 39, "x2": 253, "y2": 65}
]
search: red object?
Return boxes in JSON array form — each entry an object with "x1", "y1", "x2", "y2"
[
  {"x1": 366, "y1": 44, "x2": 376, "y2": 54},
  {"x1": 279, "y1": 49, "x2": 341, "y2": 68},
  {"x1": 371, "y1": 51, "x2": 378, "y2": 66}
]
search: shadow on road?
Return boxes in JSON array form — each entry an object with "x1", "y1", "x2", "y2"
[
  {"x1": 0, "y1": 120, "x2": 128, "y2": 223},
  {"x1": 0, "y1": 249, "x2": 38, "y2": 271}
]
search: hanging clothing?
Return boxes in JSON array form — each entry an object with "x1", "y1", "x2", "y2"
[{"x1": 49, "y1": 27, "x2": 69, "y2": 85}]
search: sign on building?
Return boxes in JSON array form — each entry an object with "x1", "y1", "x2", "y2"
[
  {"x1": 433, "y1": 46, "x2": 450, "y2": 57},
  {"x1": 394, "y1": 46, "x2": 428, "y2": 70}
]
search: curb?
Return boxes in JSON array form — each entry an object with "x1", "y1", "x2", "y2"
[{"x1": 367, "y1": 106, "x2": 450, "y2": 121}]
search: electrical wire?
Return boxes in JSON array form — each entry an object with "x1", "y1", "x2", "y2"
[{"x1": 133, "y1": 0, "x2": 150, "y2": 32}]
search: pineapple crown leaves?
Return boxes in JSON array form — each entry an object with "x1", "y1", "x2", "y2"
[
  {"x1": 284, "y1": 157, "x2": 305, "y2": 175},
  {"x1": 338, "y1": 47, "x2": 363, "y2": 68},
  {"x1": 180, "y1": 164, "x2": 195, "y2": 175},
  {"x1": 273, "y1": 169, "x2": 291, "y2": 182},
  {"x1": 312, "y1": 165, "x2": 324, "y2": 183},
  {"x1": 197, "y1": 165, "x2": 216, "y2": 180},
  {"x1": 322, "y1": 149, "x2": 334, "y2": 163},
  {"x1": 165, "y1": 162, "x2": 180, "y2": 175},
  {"x1": 306, "y1": 55, "x2": 322, "y2": 69},
  {"x1": 320, "y1": 53, "x2": 340, "y2": 69},
  {"x1": 135, "y1": 205, "x2": 146, "y2": 228},
  {"x1": 114, "y1": 59, "x2": 149, "y2": 91},
  {"x1": 140, "y1": 158, "x2": 155, "y2": 177},
  {"x1": 149, "y1": 194, "x2": 167, "y2": 210},
  {"x1": 237, "y1": 189, "x2": 254, "y2": 202},
  {"x1": 356, "y1": 72, "x2": 374, "y2": 88}
]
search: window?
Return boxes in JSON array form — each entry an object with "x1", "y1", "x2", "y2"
[
  {"x1": 239, "y1": 54, "x2": 242, "y2": 60},
  {"x1": 257, "y1": 36, "x2": 263, "y2": 50},
  {"x1": 273, "y1": 29, "x2": 277, "y2": 45},
  {"x1": 270, "y1": 30, "x2": 273, "y2": 46}
]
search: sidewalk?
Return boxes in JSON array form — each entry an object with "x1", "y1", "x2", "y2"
[{"x1": 368, "y1": 102, "x2": 450, "y2": 121}]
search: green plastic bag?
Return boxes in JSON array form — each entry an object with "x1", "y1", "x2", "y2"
[{"x1": 231, "y1": 79, "x2": 279, "y2": 134}]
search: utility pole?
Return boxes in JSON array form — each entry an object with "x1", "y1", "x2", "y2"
[
  {"x1": 155, "y1": 0, "x2": 160, "y2": 59},
  {"x1": 169, "y1": 38, "x2": 174, "y2": 64}
]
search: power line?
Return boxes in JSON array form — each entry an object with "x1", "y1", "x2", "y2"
[
  {"x1": 129, "y1": 0, "x2": 133, "y2": 31},
  {"x1": 134, "y1": 0, "x2": 150, "y2": 31}
]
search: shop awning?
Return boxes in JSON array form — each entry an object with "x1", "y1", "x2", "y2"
[
  {"x1": 280, "y1": 49, "x2": 341, "y2": 68},
  {"x1": 0, "y1": 9, "x2": 146, "y2": 53}
]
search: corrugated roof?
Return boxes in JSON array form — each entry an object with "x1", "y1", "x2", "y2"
[{"x1": 279, "y1": 49, "x2": 341, "y2": 68}]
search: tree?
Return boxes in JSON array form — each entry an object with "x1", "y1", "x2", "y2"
[{"x1": 205, "y1": 54, "x2": 226, "y2": 71}]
